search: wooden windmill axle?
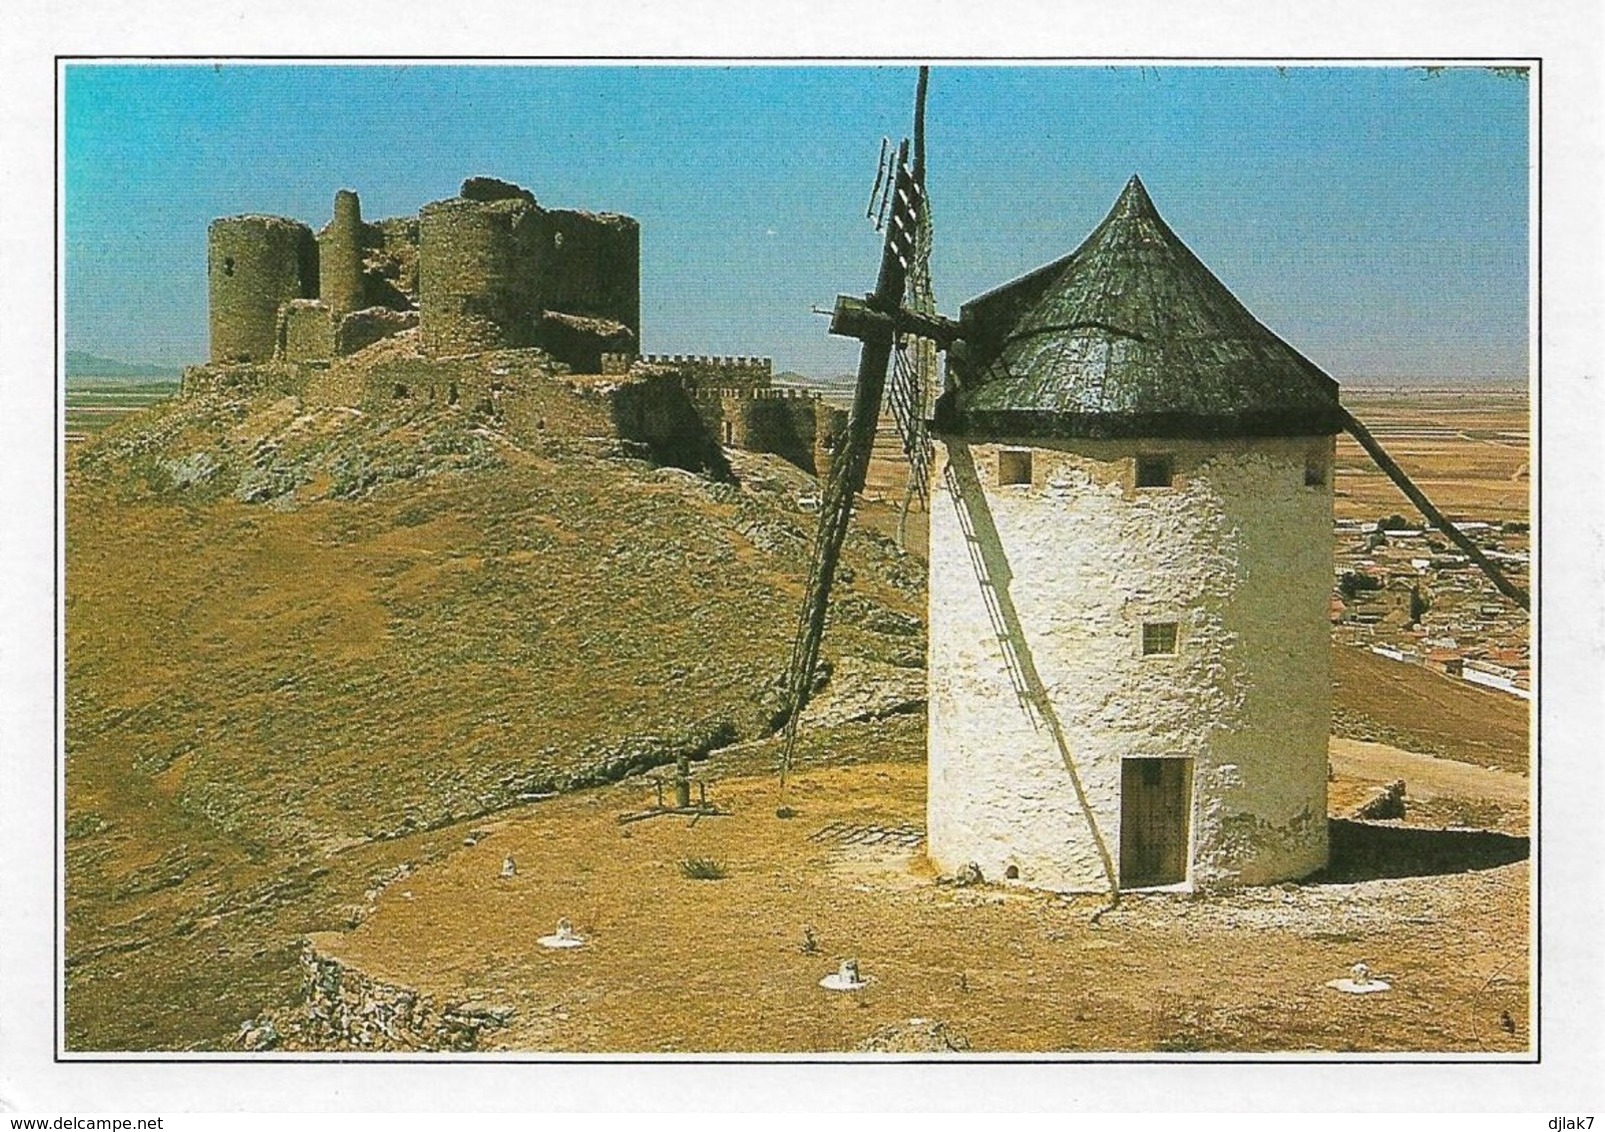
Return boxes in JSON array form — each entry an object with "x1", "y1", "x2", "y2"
[{"x1": 828, "y1": 294, "x2": 962, "y2": 348}]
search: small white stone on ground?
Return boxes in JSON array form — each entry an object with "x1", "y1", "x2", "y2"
[
  {"x1": 538, "y1": 917, "x2": 584, "y2": 949},
  {"x1": 819, "y1": 958, "x2": 867, "y2": 991},
  {"x1": 1327, "y1": 961, "x2": 1390, "y2": 994}
]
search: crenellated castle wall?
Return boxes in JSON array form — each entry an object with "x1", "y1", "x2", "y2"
[
  {"x1": 686, "y1": 385, "x2": 838, "y2": 477},
  {"x1": 637, "y1": 354, "x2": 772, "y2": 388},
  {"x1": 813, "y1": 404, "x2": 849, "y2": 483},
  {"x1": 603, "y1": 353, "x2": 838, "y2": 477}
]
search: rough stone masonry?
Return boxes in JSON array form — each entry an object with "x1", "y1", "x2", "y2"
[{"x1": 199, "y1": 177, "x2": 843, "y2": 480}]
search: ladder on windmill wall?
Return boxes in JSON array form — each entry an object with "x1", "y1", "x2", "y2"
[{"x1": 941, "y1": 457, "x2": 1037, "y2": 721}]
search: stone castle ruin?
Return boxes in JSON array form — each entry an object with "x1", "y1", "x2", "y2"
[
  {"x1": 196, "y1": 177, "x2": 844, "y2": 479},
  {"x1": 611, "y1": 353, "x2": 849, "y2": 483}
]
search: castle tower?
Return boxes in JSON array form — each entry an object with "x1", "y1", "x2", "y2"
[
  {"x1": 208, "y1": 216, "x2": 317, "y2": 364},
  {"x1": 926, "y1": 176, "x2": 1345, "y2": 893},
  {"x1": 318, "y1": 189, "x2": 365, "y2": 316},
  {"x1": 543, "y1": 209, "x2": 641, "y2": 339},
  {"x1": 418, "y1": 179, "x2": 546, "y2": 356}
]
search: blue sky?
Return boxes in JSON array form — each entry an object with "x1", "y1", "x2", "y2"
[{"x1": 63, "y1": 63, "x2": 1531, "y2": 379}]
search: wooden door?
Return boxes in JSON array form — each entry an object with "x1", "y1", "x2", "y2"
[{"x1": 1119, "y1": 757, "x2": 1192, "y2": 888}]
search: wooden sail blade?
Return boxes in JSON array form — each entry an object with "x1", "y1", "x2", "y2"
[
  {"x1": 895, "y1": 66, "x2": 938, "y2": 524},
  {"x1": 778, "y1": 136, "x2": 924, "y2": 781},
  {"x1": 891, "y1": 159, "x2": 937, "y2": 512},
  {"x1": 777, "y1": 338, "x2": 895, "y2": 775}
]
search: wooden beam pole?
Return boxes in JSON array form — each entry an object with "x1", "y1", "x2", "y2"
[{"x1": 1341, "y1": 407, "x2": 1530, "y2": 612}]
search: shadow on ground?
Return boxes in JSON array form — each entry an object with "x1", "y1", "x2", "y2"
[{"x1": 1310, "y1": 818, "x2": 1529, "y2": 884}]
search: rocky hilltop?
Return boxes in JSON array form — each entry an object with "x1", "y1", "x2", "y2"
[{"x1": 64, "y1": 340, "x2": 923, "y2": 1050}]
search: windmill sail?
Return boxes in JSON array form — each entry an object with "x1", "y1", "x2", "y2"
[
  {"x1": 888, "y1": 179, "x2": 937, "y2": 546},
  {"x1": 888, "y1": 72, "x2": 938, "y2": 526},
  {"x1": 778, "y1": 74, "x2": 931, "y2": 782}
]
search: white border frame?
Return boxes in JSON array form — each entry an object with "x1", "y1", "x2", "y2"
[{"x1": 4, "y1": 0, "x2": 1599, "y2": 1114}]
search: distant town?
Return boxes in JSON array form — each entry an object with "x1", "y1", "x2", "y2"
[{"x1": 1332, "y1": 513, "x2": 1530, "y2": 698}]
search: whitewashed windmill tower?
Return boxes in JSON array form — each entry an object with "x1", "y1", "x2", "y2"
[
  {"x1": 781, "y1": 70, "x2": 1530, "y2": 897},
  {"x1": 925, "y1": 175, "x2": 1345, "y2": 893}
]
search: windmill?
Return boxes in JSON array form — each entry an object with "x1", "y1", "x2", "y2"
[{"x1": 776, "y1": 66, "x2": 1529, "y2": 846}]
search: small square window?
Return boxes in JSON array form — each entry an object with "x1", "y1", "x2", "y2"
[
  {"x1": 1136, "y1": 455, "x2": 1174, "y2": 488},
  {"x1": 1142, "y1": 621, "x2": 1179, "y2": 655},
  {"x1": 998, "y1": 449, "x2": 1032, "y2": 486},
  {"x1": 1305, "y1": 457, "x2": 1327, "y2": 488}
]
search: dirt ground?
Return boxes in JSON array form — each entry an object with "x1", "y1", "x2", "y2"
[
  {"x1": 310, "y1": 739, "x2": 1530, "y2": 1055},
  {"x1": 1333, "y1": 645, "x2": 1531, "y2": 775}
]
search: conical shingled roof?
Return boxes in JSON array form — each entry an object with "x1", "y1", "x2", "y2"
[{"x1": 935, "y1": 175, "x2": 1345, "y2": 440}]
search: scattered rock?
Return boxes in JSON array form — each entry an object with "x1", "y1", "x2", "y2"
[
  {"x1": 858, "y1": 1017, "x2": 971, "y2": 1053},
  {"x1": 1354, "y1": 780, "x2": 1407, "y2": 820},
  {"x1": 166, "y1": 451, "x2": 221, "y2": 490},
  {"x1": 800, "y1": 657, "x2": 924, "y2": 728},
  {"x1": 237, "y1": 1016, "x2": 280, "y2": 1051},
  {"x1": 279, "y1": 945, "x2": 510, "y2": 1052},
  {"x1": 448, "y1": 1001, "x2": 516, "y2": 1025}
]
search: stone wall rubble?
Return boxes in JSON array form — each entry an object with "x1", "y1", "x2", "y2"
[
  {"x1": 276, "y1": 300, "x2": 336, "y2": 365},
  {"x1": 361, "y1": 215, "x2": 421, "y2": 310},
  {"x1": 336, "y1": 307, "x2": 420, "y2": 358},
  {"x1": 256, "y1": 944, "x2": 513, "y2": 1052}
]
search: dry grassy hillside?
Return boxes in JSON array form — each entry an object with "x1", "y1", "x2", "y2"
[{"x1": 64, "y1": 362, "x2": 921, "y2": 1050}]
